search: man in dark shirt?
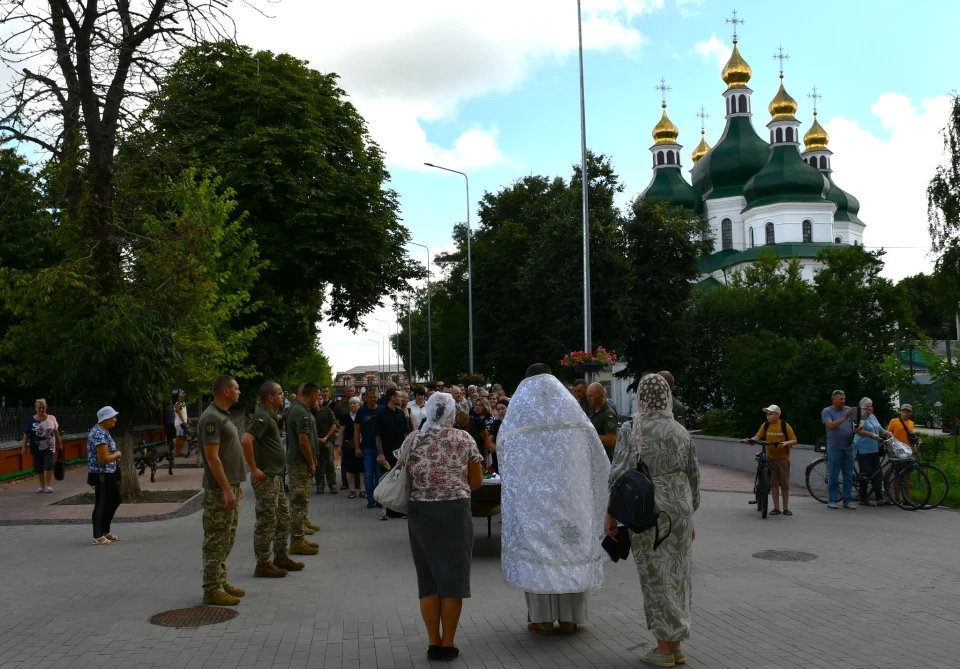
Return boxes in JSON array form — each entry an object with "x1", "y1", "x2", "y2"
[
  {"x1": 354, "y1": 387, "x2": 383, "y2": 508},
  {"x1": 585, "y1": 382, "x2": 619, "y2": 461},
  {"x1": 571, "y1": 379, "x2": 589, "y2": 413},
  {"x1": 375, "y1": 387, "x2": 410, "y2": 520}
]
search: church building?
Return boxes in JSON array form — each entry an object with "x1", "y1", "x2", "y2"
[{"x1": 639, "y1": 25, "x2": 864, "y2": 285}]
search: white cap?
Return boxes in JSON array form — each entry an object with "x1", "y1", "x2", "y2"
[
  {"x1": 97, "y1": 406, "x2": 119, "y2": 423},
  {"x1": 762, "y1": 405, "x2": 781, "y2": 415}
]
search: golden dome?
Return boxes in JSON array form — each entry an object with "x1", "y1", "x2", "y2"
[
  {"x1": 803, "y1": 112, "x2": 829, "y2": 151},
  {"x1": 768, "y1": 76, "x2": 798, "y2": 121},
  {"x1": 721, "y1": 40, "x2": 752, "y2": 89},
  {"x1": 652, "y1": 103, "x2": 679, "y2": 145},
  {"x1": 691, "y1": 131, "x2": 710, "y2": 164}
]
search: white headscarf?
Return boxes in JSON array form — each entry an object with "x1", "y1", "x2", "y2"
[{"x1": 423, "y1": 392, "x2": 456, "y2": 430}]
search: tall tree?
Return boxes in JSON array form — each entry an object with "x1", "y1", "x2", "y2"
[
  {"x1": 125, "y1": 42, "x2": 414, "y2": 382},
  {"x1": 928, "y1": 94, "x2": 960, "y2": 323}
]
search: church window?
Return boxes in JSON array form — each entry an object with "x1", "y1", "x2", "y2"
[
  {"x1": 722, "y1": 219, "x2": 733, "y2": 250},
  {"x1": 819, "y1": 155, "x2": 827, "y2": 169},
  {"x1": 738, "y1": 94, "x2": 747, "y2": 112},
  {"x1": 750, "y1": 227, "x2": 756, "y2": 248},
  {"x1": 730, "y1": 96, "x2": 737, "y2": 113},
  {"x1": 809, "y1": 157, "x2": 816, "y2": 166},
  {"x1": 786, "y1": 127, "x2": 794, "y2": 142},
  {"x1": 667, "y1": 151, "x2": 675, "y2": 165},
  {"x1": 765, "y1": 222, "x2": 775, "y2": 245},
  {"x1": 657, "y1": 151, "x2": 664, "y2": 165},
  {"x1": 775, "y1": 127, "x2": 783, "y2": 143},
  {"x1": 802, "y1": 220, "x2": 812, "y2": 242}
]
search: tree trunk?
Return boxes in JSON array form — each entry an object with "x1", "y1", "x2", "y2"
[{"x1": 114, "y1": 419, "x2": 143, "y2": 500}]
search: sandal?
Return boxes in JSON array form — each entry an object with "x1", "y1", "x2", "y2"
[
  {"x1": 527, "y1": 622, "x2": 553, "y2": 635},
  {"x1": 769, "y1": 509, "x2": 781, "y2": 516},
  {"x1": 782, "y1": 509, "x2": 793, "y2": 516},
  {"x1": 105, "y1": 533, "x2": 121, "y2": 541},
  {"x1": 91, "y1": 536, "x2": 113, "y2": 545},
  {"x1": 348, "y1": 491, "x2": 357, "y2": 498}
]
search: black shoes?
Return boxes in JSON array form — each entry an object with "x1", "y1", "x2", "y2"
[{"x1": 427, "y1": 646, "x2": 459, "y2": 661}]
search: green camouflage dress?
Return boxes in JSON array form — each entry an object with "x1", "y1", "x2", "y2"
[{"x1": 609, "y1": 409, "x2": 700, "y2": 641}]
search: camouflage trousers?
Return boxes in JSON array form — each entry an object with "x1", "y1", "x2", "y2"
[
  {"x1": 202, "y1": 484, "x2": 240, "y2": 597},
  {"x1": 288, "y1": 462, "x2": 311, "y2": 539},
  {"x1": 315, "y1": 441, "x2": 337, "y2": 490},
  {"x1": 253, "y1": 474, "x2": 290, "y2": 564}
]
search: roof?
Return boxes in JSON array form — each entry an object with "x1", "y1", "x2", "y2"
[
  {"x1": 698, "y1": 242, "x2": 834, "y2": 273},
  {"x1": 641, "y1": 167, "x2": 702, "y2": 212},
  {"x1": 337, "y1": 365, "x2": 407, "y2": 376},
  {"x1": 690, "y1": 115, "x2": 770, "y2": 200},
  {"x1": 742, "y1": 145, "x2": 830, "y2": 212},
  {"x1": 694, "y1": 276, "x2": 724, "y2": 292},
  {"x1": 824, "y1": 172, "x2": 863, "y2": 224}
]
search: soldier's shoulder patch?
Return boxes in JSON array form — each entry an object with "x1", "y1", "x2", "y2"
[
  {"x1": 299, "y1": 415, "x2": 311, "y2": 431},
  {"x1": 205, "y1": 421, "x2": 216, "y2": 434},
  {"x1": 249, "y1": 419, "x2": 266, "y2": 437}
]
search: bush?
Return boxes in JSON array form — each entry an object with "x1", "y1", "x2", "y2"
[{"x1": 698, "y1": 409, "x2": 738, "y2": 438}]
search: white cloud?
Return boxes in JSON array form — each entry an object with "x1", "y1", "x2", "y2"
[
  {"x1": 676, "y1": 0, "x2": 704, "y2": 18},
  {"x1": 234, "y1": 0, "x2": 658, "y2": 171},
  {"x1": 825, "y1": 92, "x2": 953, "y2": 282},
  {"x1": 692, "y1": 34, "x2": 732, "y2": 69}
]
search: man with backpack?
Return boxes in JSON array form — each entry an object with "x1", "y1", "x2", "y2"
[{"x1": 742, "y1": 405, "x2": 797, "y2": 516}]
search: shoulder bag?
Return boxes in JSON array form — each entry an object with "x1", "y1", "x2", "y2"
[
  {"x1": 608, "y1": 428, "x2": 672, "y2": 550},
  {"x1": 373, "y1": 432, "x2": 419, "y2": 514}
]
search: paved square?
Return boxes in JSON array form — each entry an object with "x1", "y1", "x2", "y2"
[{"x1": 0, "y1": 467, "x2": 957, "y2": 669}]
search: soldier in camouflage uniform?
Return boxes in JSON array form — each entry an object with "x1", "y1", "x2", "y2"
[
  {"x1": 311, "y1": 396, "x2": 339, "y2": 494},
  {"x1": 240, "y1": 381, "x2": 306, "y2": 577},
  {"x1": 198, "y1": 375, "x2": 247, "y2": 606},
  {"x1": 285, "y1": 382, "x2": 320, "y2": 555}
]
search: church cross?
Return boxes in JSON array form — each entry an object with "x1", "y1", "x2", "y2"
[
  {"x1": 696, "y1": 106, "x2": 709, "y2": 131},
  {"x1": 726, "y1": 9, "x2": 744, "y2": 41},
  {"x1": 808, "y1": 86, "x2": 823, "y2": 114},
  {"x1": 655, "y1": 77, "x2": 671, "y2": 105},
  {"x1": 772, "y1": 45, "x2": 790, "y2": 76}
]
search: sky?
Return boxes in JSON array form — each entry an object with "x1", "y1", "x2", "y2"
[{"x1": 230, "y1": 0, "x2": 960, "y2": 374}]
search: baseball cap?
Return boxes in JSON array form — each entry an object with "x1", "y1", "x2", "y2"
[
  {"x1": 97, "y1": 406, "x2": 119, "y2": 422},
  {"x1": 900, "y1": 404, "x2": 913, "y2": 411},
  {"x1": 762, "y1": 405, "x2": 781, "y2": 415}
]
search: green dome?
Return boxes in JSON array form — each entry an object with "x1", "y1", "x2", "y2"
[
  {"x1": 690, "y1": 116, "x2": 769, "y2": 200},
  {"x1": 824, "y1": 173, "x2": 862, "y2": 224},
  {"x1": 641, "y1": 168, "x2": 702, "y2": 212},
  {"x1": 742, "y1": 145, "x2": 829, "y2": 212}
]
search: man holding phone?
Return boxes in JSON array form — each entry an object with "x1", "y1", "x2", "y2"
[{"x1": 822, "y1": 390, "x2": 857, "y2": 510}]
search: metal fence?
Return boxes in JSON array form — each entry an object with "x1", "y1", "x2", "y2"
[{"x1": 0, "y1": 405, "x2": 153, "y2": 442}]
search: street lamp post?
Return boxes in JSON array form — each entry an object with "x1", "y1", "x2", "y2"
[
  {"x1": 407, "y1": 297, "x2": 413, "y2": 382},
  {"x1": 369, "y1": 330, "x2": 386, "y2": 385},
  {"x1": 408, "y1": 241, "x2": 433, "y2": 381},
  {"x1": 424, "y1": 162, "x2": 474, "y2": 373},
  {"x1": 576, "y1": 0, "x2": 591, "y2": 360},
  {"x1": 374, "y1": 318, "x2": 391, "y2": 380},
  {"x1": 366, "y1": 338, "x2": 380, "y2": 388}
]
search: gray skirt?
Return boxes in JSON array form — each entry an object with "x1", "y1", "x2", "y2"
[{"x1": 407, "y1": 499, "x2": 473, "y2": 599}]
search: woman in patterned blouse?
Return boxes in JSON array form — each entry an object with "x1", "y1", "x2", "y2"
[
  {"x1": 87, "y1": 406, "x2": 123, "y2": 545},
  {"x1": 403, "y1": 392, "x2": 483, "y2": 661}
]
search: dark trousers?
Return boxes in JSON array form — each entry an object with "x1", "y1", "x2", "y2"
[
  {"x1": 856, "y1": 452, "x2": 884, "y2": 501},
  {"x1": 89, "y1": 471, "x2": 122, "y2": 538}
]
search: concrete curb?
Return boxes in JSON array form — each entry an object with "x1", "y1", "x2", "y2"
[{"x1": 0, "y1": 489, "x2": 205, "y2": 526}]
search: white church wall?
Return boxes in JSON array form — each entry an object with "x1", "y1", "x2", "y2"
[
  {"x1": 702, "y1": 195, "x2": 748, "y2": 253},
  {"x1": 742, "y1": 201, "x2": 836, "y2": 245}
]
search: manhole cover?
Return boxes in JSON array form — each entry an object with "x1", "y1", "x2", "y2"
[
  {"x1": 752, "y1": 550, "x2": 818, "y2": 562},
  {"x1": 149, "y1": 607, "x2": 238, "y2": 628}
]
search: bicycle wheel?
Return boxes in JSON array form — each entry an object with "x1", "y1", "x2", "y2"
[
  {"x1": 884, "y1": 465, "x2": 931, "y2": 510},
  {"x1": 758, "y1": 466, "x2": 770, "y2": 519},
  {"x1": 805, "y1": 458, "x2": 829, "y2": 503},
  {"x1": 918, "y1": 464, "x2": 949, "y2": 510}
]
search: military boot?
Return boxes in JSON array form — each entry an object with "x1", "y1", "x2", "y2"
[
  {"x1": 223, "y1": 584, "x2": 246, "y2": 597},
  {"x1": 304, "y1": 519, "x2": 321, "y2": 531},
  {"x1": 289, "y1": 537, "x2": 319, "y2": 555},
  {"x1": 203, "y1": 589, "x2": 240, "y2": 606},
  {"x1": 274, "y1": 555, "x2": 305, "y2": 571},
  {"x1": 303, "y1": 525, "x2": 317, "y2": 535},
  {"x1": 254, "y1": 561, "x2": 288, "y2": 578}
]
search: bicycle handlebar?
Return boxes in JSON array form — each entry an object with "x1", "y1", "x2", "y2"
[{"x1": 745, "y1": 439, "x2": 783, "y2": 446}]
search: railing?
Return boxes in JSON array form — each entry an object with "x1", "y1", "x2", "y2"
[{"x1": 0, "y1": 405, "x2": 154, "y2": 442}]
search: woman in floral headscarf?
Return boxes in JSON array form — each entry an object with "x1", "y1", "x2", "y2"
[{"x1": 605, "y1": 374, "x2": 701, "y2": 667}]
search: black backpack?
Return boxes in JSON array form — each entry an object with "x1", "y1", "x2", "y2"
[
  {"x1": 761, "y1": 419, "x2": 793, "y2": 453},
  {"x1": 609, "y1": 458, "x2": 673, "y2": 550}
]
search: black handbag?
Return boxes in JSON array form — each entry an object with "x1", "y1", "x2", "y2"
[
  {"x1": 54, "y1": 453, "x2": 65, "y2": 481},
  {"x1": 899, "y1": 418, "x2": 920, "y2": 446},
  {"x1": 608, "y1": 458, "x2": 672, "y2": 550}
]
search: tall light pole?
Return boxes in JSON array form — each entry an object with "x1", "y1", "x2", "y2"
[
  {"x1": 369, "y1": 329, "x2": 386, "y2": 383},
  {"x1": 366, "y1": 338, "x2": 380, "y2": 388},
  {"x1": 576, "y1": 0, "x2": 591, "y2": 357},
  {"x1": 374, "y1": 318, "x2": 391, "y2": 379},
  {"x1": 407, "y1": 296, "x2": 413, "y2": 382},
  {"x1": 424, "y1": 162, "x2": 473, "y2": 373},
  {"x1": 408, "y1": 241, "x2": 433, "y2": 381}
]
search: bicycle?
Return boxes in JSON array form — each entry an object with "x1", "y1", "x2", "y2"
[
  {"x1": 914, "y1": 442, "x2": 949, "y2": 510},
  {"x1": 880, "y1": 437, "x2": 932, "y2": 511},
  {"x1": 745, "y1": 439, "x2": 778, "y2": 519}
]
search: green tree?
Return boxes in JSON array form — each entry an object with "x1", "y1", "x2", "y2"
[
  {"x1": 0, "y1": 169, "x2": 261, "y2": 497},
  {"x1": 124, "y1": 41, "x2": 414, "y2": 383},
  {"x1": 279, "y1": 345, "x2": 334, "y2": 393}
]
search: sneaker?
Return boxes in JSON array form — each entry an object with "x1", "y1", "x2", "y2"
[
  {"x1": 673, "y1": 650, "x2": 686, "y2": 665},
  {"x1": 640, "y1": 648, "x2": 676, "y2": 667},
  {"x1": 45, "y1": 487, "x2": 54, "y2": 493},
  {"x1": 202, "y1": 590, "x2": 240, "y2": 606},
  {"x1": 289, "y1": 538, "x2": 319, "y2": 555},
  {"x1": 274, "y1": 555, "x2": 305, "y2": 571},
  {"x1": 843, "y1": 503, "x2": 857, "y2": 510},
  {"x1": 827, "y1": 502, "x2": 839, "y2": 509},
  {"x1": 223, "y1": 584, "x2": 245, "y2": 597},
  {"x1": 254, "y1": 561, "x2": 288, "y2": 578},
  {"x1": 36, "y1": 488, "x2": 44, "y2": 494},
  {"x1": 379, "y1": 510, "x2": 388, "y2": 521}
]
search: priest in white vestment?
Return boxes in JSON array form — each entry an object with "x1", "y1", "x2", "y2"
[{"x1": 498, "y1": 363, "x2": 612, "y2": 634}]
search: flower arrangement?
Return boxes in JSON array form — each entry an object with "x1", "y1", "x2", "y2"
[
  {"x1": 457, "y1": 371, "x2": 487, "y2": 386},
  {"x1": 560, "y1": 346, "x2": 618, "y2": 368}
]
